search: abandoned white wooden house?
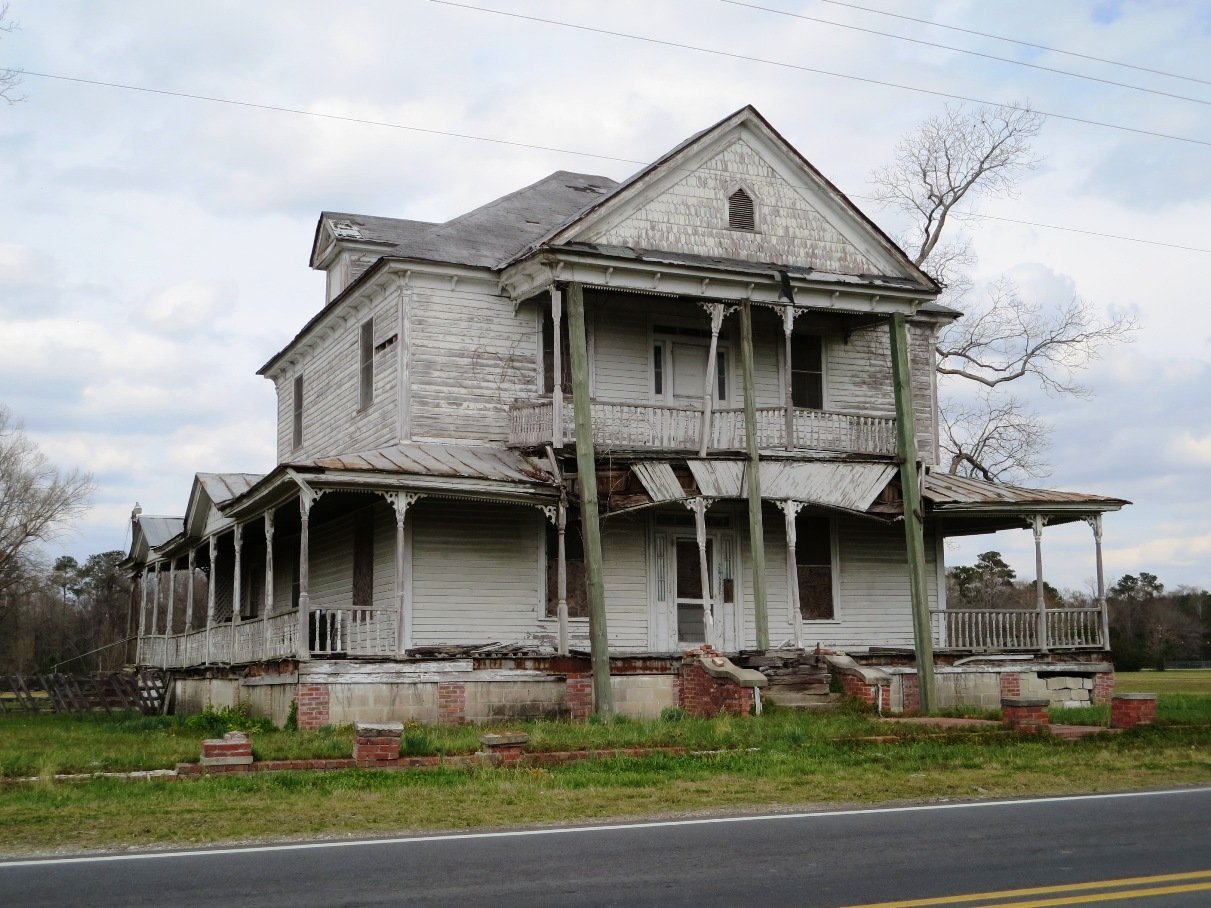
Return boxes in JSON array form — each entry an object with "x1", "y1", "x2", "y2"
[{"x1": 125, "y1": 107, "x2": 1126, "y2": 726}]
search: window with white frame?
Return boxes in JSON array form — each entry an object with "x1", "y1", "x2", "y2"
[
  {"x1": 358, "y1": 319, "x2": 374, "y2": 410},
  {"x1": 791, "y1": 334, "x2": 824, "y2": 409},
  {"x1": 795, "y1": 513, "x2": 835, "y2": 620},
  {"x1": 652, "y1": 325, "x2": 729, "y2": 404}
]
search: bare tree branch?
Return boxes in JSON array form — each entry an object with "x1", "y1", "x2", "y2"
[
  {"x1": 936, "y1": 277, "x2": 1138, "y2": 395},
  {"x1": 939, "y1": 392, "x2": 1050, "y2": 483},
  {"x1": 873, "y1": 102, "x2": 1136, "y2": 481},
  {"x1": 872, "y1": 103, "x2": 1042, "y2": 271},
  {"x1": 0, "y1": 4, "x2": 22, "y2": 105},
  {"x1": 0, "y1": 407, "x2": 94, "y2": 599}
]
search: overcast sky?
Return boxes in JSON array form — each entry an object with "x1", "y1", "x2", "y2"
[{"x1": 1, "y1": 0, "x2": 1209, "y2": 593}]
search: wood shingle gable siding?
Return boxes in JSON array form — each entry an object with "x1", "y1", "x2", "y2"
[{"x1": 591, "y1": 139, "x2": 875, "y2": 275}]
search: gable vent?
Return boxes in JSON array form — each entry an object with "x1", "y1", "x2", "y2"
[{"x1": 728, "y1": 189, "x2": 755, "y2": 231}]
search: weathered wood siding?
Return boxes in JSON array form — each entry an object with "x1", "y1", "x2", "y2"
[
  {"x1": 586, "y1": 138, "x2": 876, "y2": 276},
  {"x1": 409, "y1": 501, "x2": 543, "y2": 646},
  {"x1": 274, "y1": 283, "x2": 403, "y2": 462},
  {"x1": 408, "y1": 281, "x2": 539, "y2": 443},
  {"x1": 735, "y1": 511, "x2": 938, "y2": 651},
  {"x1": 307, "y1": 499, "x2": 395, "y2": 612}
]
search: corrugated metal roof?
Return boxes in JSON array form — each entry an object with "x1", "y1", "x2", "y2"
[
  {"x1": 196, "y1": 472, "x2": 264, "y2": 505},
  {"x1": 305, "y1": 443, "x2": 555, "y2": 487},
  {"x1": 688, "y1": 460, "x2": 897, "y2": 511},
  {"x1": 631, "y1": 462, "x2": 687, "y2": 502},
  {"x1": 632, "y1": 460, "x2": 897, "y2": 512},
  {"x1": 923, "y1": 473, "x2": 1129, "y2": 509},
  {"x1": 137, "y1": 516, "x2": 183, "y2": 548}
]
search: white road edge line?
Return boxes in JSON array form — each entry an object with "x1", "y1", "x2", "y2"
[{"x1": 4, "y1": 786, "x2": 1210, "y2": 868}]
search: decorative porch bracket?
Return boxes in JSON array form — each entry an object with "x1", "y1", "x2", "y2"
[
  {"x1": 780, "y1": 499, "x2": 807, "y2": 649},
  {"x1": 697, "y1": 302, "x2": 737, "y2": 458},
  {"x1": 888, "y1": 312, "x2": 935, "y2": 713},
  {"x1": 1029, "y1": 514, "x2": 1051, "y2": 653},
  {"x1": 683, "y1": 496, "x2": 718, "y2": 648},
  {"x1": 288, "y1": 469, "x2": 327, "y2": 662},
  {"x1": 384, "y1": 491, "x2": 423, "y2": 654},
  {"x1": 781, "y1": 304, "x2": 807, "y2": 451},
  {"x1": 536, "y1": 500, "x2": 570, "y2": 656}
]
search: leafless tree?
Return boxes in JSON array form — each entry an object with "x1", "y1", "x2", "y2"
[
  {"x1": 0, "y1": 4, "x2": 21, "y2": 105},
  {"x1": 873, "y1": 103, "x2": 1136, "y2": 481},
  {"x1": 0, "y1": 407, "x2": 94, "y2": 607}
]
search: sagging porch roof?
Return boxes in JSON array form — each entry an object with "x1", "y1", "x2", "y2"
[
  {"x1": 221, "y1": 442, "x2": 559, "y2": 521},
  {"x1": 631, "y1": 460, "x2": 897, "y2": 516},
  {"x1": 626, "y1": 459, "x2": 1128, "y2": 531},
  {"x1": 920, "y1": 472, "x2": 1129, "y2": 536}
]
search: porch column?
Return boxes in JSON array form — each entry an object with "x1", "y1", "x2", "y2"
[
  {"x1": 297, "y1": 494, "x2": 314, "y2": 662},
  {"x1": 232, "y1": 523, "x2": 243, "y2": 627},
  {"x1": 781, "y1": 500, "x2": 805, "y2": 649},
  {"x1": 1085, "y1": 514, "x2": 1109, "y2": 650},
  {"x1": 184, "y1": 549, "x2": 196, "y2": 634},
  {"x1": 551, "y1": 286, "x2": 564, "y2": 449},
  {"x1": 689, "y1": 497, "x2": 717, "y2": 648},
  {"x1": 150, "y1": 561, "x2": 161, "y2": 639},
  {"x1": 888, "y1": 312, "x2": 935, "y2": 713},
  {"x1": 263, "y1": 511, "x2": 274, "y2": 625},
  {"x1": 566, "y1": 281, "x2": 613, "y2": 715},
  {"x1": 557, "y1": 500, "x2": 569, "y2": 655},
  {"x1": 698, "y1": 302, "x2": 727, "y2": 458},
  {"x1": 739, "y1": 300, "x2": 769, "y2": 650},
  {"x1": 1032, "y1": 514, "x2": 1049, "y2": 653},
  {"x1": 164, "y1": 559, "x2": 175, "y2": 669},
  {"x1": 781, "y1": 305, "x2": 802, "y2": 450},
  {"x1": 387, "y1": 492, "x2": 421, "y2": 654},
  {"x1": 137, "y1": 566, "x2": 150, "y2": 662},
  {"x1": 205, "y1": 535, "x2": 217, "y2": 663}
]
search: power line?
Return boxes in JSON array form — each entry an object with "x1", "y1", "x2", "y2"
[
  {"x1": 430, "y1": 1, "x2": 1211, "y2": 149},
  {"x1": 812, "y1": 0, "x2": 1211, "y2": 87},
  {"x1": 20, "y1": 70, "x2": 643, "y2": 166},
  {"x1": 724, "y1": 0, "x2": 1211, "y2": 108},
  {"x1": 17, "y1": 72, "x2": 1211, "y2": 256}
]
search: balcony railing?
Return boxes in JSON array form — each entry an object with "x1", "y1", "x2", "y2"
[
  {"x1": 510, "y1": 399, "x2": 897, "y2": 456},
  {"x1": 931, "y1": 607, "x2": 1105, "y2": 651}
]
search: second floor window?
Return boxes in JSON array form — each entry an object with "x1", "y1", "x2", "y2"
[
  {"x1": 292, "y1": 375, "x2": 304, "y2": 451},
  {"x1": 359, "y1": 319, "x2": 374, "y2": 409},
  {"x1": 791, "y1": 334, "x2": 824, "y2": 409},
  {"x1": 653, "y1": 326, "x2": 729, "y2": 404}
]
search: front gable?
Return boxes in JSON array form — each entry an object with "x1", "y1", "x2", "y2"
[{"x1": 550, "y1": 107, "x2": 932, "y2": 285}]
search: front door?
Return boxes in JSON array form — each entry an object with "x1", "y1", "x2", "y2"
[{"x1": 675, "y1": 536, "x2": 714, "y2": 646}]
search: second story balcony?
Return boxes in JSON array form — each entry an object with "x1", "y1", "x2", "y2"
[{"x1": 509, "y1": 399, "x2": 897, "y2": 456}]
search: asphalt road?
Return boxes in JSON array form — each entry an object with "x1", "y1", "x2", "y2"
[{"x1": 3, "y1": 787, "x2": 1210, "y2": 907}]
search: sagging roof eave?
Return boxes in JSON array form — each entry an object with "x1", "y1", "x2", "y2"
[
  {"x1": 929, "y1": 500, "x2": 1129, "y2": 514},
  {"x1": 218, "y1": 463, "x2": 559, "y2": 522},
  {"x1": 507, "y1": 244, "x2": 939, "y2": 306}
]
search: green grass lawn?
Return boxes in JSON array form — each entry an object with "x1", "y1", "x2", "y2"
[
  {"x1": 1115, "y1": 669, "x2": 1211, "y2": 694},
  {"x1": 3, "y1": 686, "x2": 1210, "y2": 855}
]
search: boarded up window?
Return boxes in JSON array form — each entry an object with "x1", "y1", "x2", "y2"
[
  {"x1": 353, "y1": 510, "x2": 374, "y2": 609},
  {"x1": 546, "y1": 519, "x2": 588, "y2": 619},
  {"x1": 359, "y1": 319, "x2": 374, "y2": 409},
  {"x1": 796, "y1": 514, "x2": 834, "y2": 620},
  {"x1": 292, "y1": 375, "x2": 304, "y2": 450},
  {"x1": 728, "y1": 188, "x2": 755, "y2": 230},
  {"x1": 791, "y1": 334, "x2": 824, "y2": 409}
]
